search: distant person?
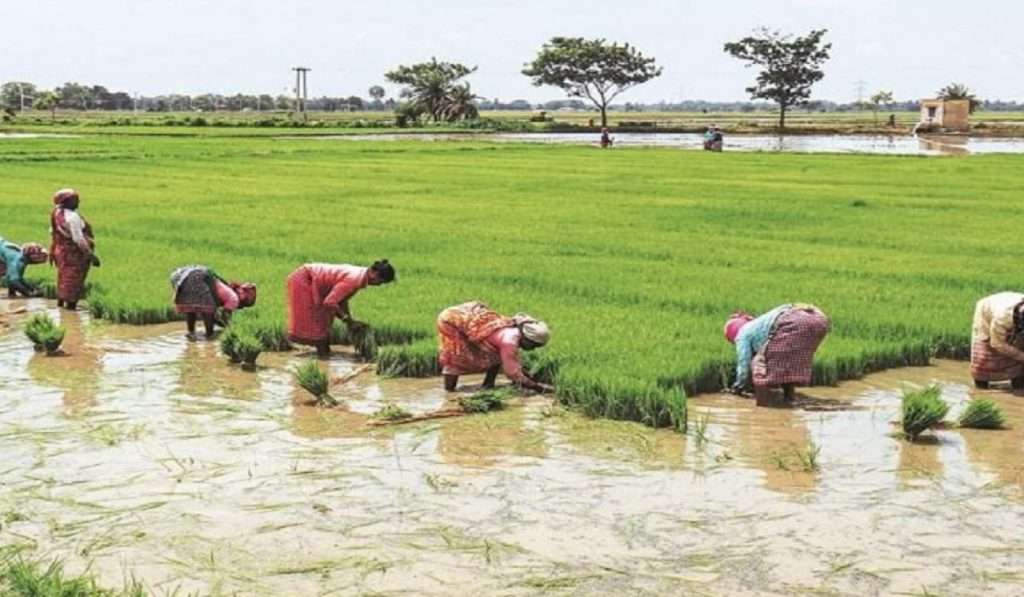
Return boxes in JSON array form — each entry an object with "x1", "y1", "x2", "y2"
[
  {"x1": 50, "y1": 188, "x2": 100, "y2": 310},
  {"x1": 287, "y1": 261, "x2": 396, "y2": 358},
  {"x1": 970, "y1": 292, "x2": 1024, "y2": 389},
  {"x1": 887, "y1": 114, "x2": 897, "y2": 128},
  {"x1": 437, "y1": 300, "x2": 553, "y2": 393},
  {"x1": 724, "y1": 304, "x2": 830, "y2": 406},
  {"x1": 169, "y1": 265, "x2": 257, "y2": 339},
  {"x1": 0, "y1": 238, "x2": 48, "y2": 298},
  {"x1": 600, "y1": 127, "x2": 613, "y2": 148},
  {"x1": 704, "y1": 125, "x2": 724, "y2": 152}
]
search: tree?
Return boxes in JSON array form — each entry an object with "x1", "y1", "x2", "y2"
[
  {"x1": 724, "y1": 28, "x2": 832, "y2": 129},
  {"x1": 34, "y1": 91, "x2": 60, "y2": 122},
  {"x1": 368, "y1": 85, "x2": 386, "y2": 101},
  {"x1": 385, "y1": 58, "x2": 478, "y2": 122},
  {"x1": 937, "y1": 83, "x2": 981, "y2": 114},
  {"x1": 1, "y1": 82, "x2": 37, "y2": 110},
  {"x1": 869, "y1": 91, "x2": 894, "y2": 125},
  {"x1": 522, "y1": 37, "x2": 662, "y2": 128}
]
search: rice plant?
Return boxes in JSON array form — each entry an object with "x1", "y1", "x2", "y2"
[
  {"x1": 459, "y1": 388, "x2": 513, "y2": 414},
  {"x1": 901, "y1": 385, "x2": 950, "y2": 441},
  {"x1": 234, "y1": 334, "x2": 262, "y2": 369},
  {"x1": 373, "y1": 403, "x2": 412, "y2": 421},
  {"x1": 219, "y1": 328, "x2": 242, "y2": 363},
  {"x1": 23, "y1": 314, "x2": 65, "y2": 355},
  {"x1": 958, "y1": 399, "x2": 1006, "y2": 430},
  {"x1": 295, "y1": 360, "x2": 336, "y2": 407}
]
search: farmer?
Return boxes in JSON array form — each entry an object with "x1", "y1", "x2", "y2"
[
  {"x1": 599, "y1": 127, "x2": 613, "y2": 148},
  {"x1": 437, "y1": 300, "x2": 553, "y2": 393},
  {"x1": 169, "y1": 265, "x2": 257, "y2": 339},
  {"x1": 50, "y1": 188, "x2": 100, "y2": 310},
  {"x1": 703, "y1": 126, "x2": 724, "y2": 152},
  {"x1": 0, "y1": 238, "x2": 48, "y2": 298},
  {"x1": 286, "y1": 260, "x2": 396, "y2": 358},
  {"x1": 970, "y1": 292, "x2": 1024, "y2": 389},
  {"x1": 724, "y1": 304, "x2": 830, "y2": 406}
]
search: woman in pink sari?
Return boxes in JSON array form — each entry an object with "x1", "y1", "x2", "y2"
[
  {"x1": 49, "y1": 188, "x2": 100, "y2": 310},
  {"x1": 286, "y1": 260, "x2": 396, "y2": 357}
]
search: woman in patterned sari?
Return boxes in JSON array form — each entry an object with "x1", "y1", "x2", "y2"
[
  {"x1": 49, "y1": 188, "x2": 100, "y2": 310},
  {"x1": 970, "y1": 292, "x2": 1024, "y2": 390},
  {"x1": 437, "y1": 301, "x2": 553, "y2": 393},
  {"x1": 724, "y1": 304, "x2": 830, "y2": 406},
  {"x1": 170, "y1": 265, "x2": 257, "y2": 339},
  {"x1": 286, "y1": 260, "x2": 396, "y2": 358}
]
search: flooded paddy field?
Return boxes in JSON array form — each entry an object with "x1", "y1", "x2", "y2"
[{"x1": 2, "y1": 300, "x2": 1023, "y2": 595}]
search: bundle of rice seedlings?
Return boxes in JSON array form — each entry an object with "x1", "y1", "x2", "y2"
[
  {"x1": 24, "y1": 314, "x2": 65, "y2": 355},
  {"x1": 958, "y1": 399, "x2": 1006, "y2": 430},
  {"x1": 459, "y1": 388, "x2": 513, "y2": 414},
  {"x1": 220, "y1": 328, "x2": 242, "y2": 363},
  {"x1": 373, "y1": 403, "x2": 412, "y2": 421},
  {"x1": 295, "y1": 360, "x2": 337, "y2": 407},
  {"x1": 235, "y1": 333, "x2": 262, "y2": 370},
  {"x1": 901, "y1": 385, "x2": 949, "y2": 441}
]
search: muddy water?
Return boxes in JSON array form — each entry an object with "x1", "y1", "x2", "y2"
[{"x1": 2, "y1": 300, "x2": 1024, "y2": 595}]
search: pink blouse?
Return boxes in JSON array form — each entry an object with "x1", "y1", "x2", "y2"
[
  {"x1": 305, "y1": 263, "x2": 370, "y2": 308},
  {"x1": 485, "y1": 327, "x2": 526, "y2": 384},
  {"x1": 213, "y1": 280, "x2": 239, "y2": 311}
]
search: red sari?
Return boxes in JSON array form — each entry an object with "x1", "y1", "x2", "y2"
[
  {"x1": 287, "y1": 264, "x2": 369, "y2": 345},
  {"x1": 50, "y1": 208, "x2": 94, "y2": 303}
]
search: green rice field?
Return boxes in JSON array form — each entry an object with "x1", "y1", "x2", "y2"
[{"x1": 2, "y1": 134, "x2": 1022, "y2": 428}]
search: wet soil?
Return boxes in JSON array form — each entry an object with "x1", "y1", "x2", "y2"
[{"x1": 1, "y1": 298, "x2": 1023, "y2": 595}]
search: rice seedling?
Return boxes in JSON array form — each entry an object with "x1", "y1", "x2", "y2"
[
  {"x1": 373, "y1": 403, "x2": 412, "y2": 421},
  {"x1": 234, "y1": 334, "x2": 262, "y2": 369},
  {"x1": 0, "y1": 556, "x2": 145, "y2": 596},
  {"x1": 691, "y1": 413, "x2": 711, "y2": 449},
  {"x1": 295, "y1": 360, "x2": 336, "y2": 406},
  {"x1": 459, "y1": 388, "x2": 513, "y2": 414},
  {"x1": 796, "y1": 440, "x2": 821, "y2": 472},
  {"x1": 23, "y1": 314, "x2": 65, "y2": 355},
  {"x1": 901, "y1": 385, "x2": 950, "y2": 441},
  {"x1": 219, "y1": 328, "x2": 242, "y2": 364},
  {"x1": 958, "y1": 399, "x2": 1006, "y2": 430}
]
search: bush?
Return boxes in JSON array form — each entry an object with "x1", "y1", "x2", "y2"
[{"x1": 901, "y1": 385, "x2": 949, "y2": 441}]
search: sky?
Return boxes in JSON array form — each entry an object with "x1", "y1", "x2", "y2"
[{"x1": 3, "y1": 0, "x2": 1023, "y2": 103}]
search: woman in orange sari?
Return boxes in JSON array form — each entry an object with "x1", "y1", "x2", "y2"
[
  {"x1": 437, "y1": 301, "x2": 553, "y2": 393},
  {"x1": 50, "y1": 188, "x2": 100, "y2": 310},
  {"x1": 286, "y1": 260, "x2": 395, "y2": 357}
]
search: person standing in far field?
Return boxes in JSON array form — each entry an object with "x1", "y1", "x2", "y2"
[
  {"x1": 286, "y1": 260, "x2": 396, "y2": 358},
  {"x1": 169, "y1": 265, "x2": 257, "y2": 339},
  {"x1": 50, "y1": 188, "x2": 100, "y2": 310},
  {"x1": 724, "y1": 304, "x2": 830, "y2": 406},
  {"x1": 436, "y1": 301, "x2": 554, "y2": 393},
  {"x1": 970, "y1": 292, "x2": 1024, "y2": 390},
  {"x1": 0, "y1": 238, "x2": 48, "y2": 298},
  {"x1": 600, "y1": 127, "x2": 613, "y2": 148}
]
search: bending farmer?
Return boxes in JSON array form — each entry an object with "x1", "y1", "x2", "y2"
[
  {"x1": 287, "y1": 260, "x2": 396, "y2": 358},
  {"x1": 724, "y1": 304, "x2": 830, "y2": 406},
  {"x1": 0, "y1": 238, "x2": 48, "y2": 298},
  {"x1": 437, "y1": 301, "x2": 553, "y2": 393},
  {"x1": 170, "y1": 265, "x2": 257, "y2": 339},
  {"x1": 50, "y1": 188, "x2": 100, "y2": 310},
  {"x1": 970, "y1": 292, "x2": 1024, "y2": 389}
]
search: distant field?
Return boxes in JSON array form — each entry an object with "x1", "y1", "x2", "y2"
[{"x1": 2, "y1": 135, "x2": 1023, "y2": 427}]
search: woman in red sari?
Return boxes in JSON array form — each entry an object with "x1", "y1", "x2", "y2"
[
  {"x1": 49, "y1": 188, "x2": 100, "y2": 310},
  {"x1": 286, "y1": 260, "x2": 396, "y2": 357},
  {"x1": 437, "y1": 301, "x2": 553, "y2": 393}
]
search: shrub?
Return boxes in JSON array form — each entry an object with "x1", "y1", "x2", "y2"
[{"x1": 901, "y1": 385, "x2": 949, "y2": 441}]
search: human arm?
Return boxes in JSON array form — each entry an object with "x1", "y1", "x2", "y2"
[
  {"x1": 213, "y1": 280, "x2": 240, "y2": 312},
  {"x1": 732, "y1": 334, "x2": 755, "y2": 391},
  {"x1": 498, "y1": 339, "x2": 553, "y2": 393},
  {"x1": 989, "y1": 313, "x2": 1024, "y2": 363}
]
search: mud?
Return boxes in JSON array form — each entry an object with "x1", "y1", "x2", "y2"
[{"x1": 1, "y1": 299, "x2": 1024, "y2": 595}]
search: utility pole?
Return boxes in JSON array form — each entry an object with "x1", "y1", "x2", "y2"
[
  {"x1": 16, "y1": 82, "x2": 26, "y2": 111},
  {"x1": 853, "y1": 80, "x2": 868, "y2": 110},
  {"x1": 292, "y1": 67, "x2": 311, "y2": 121}
]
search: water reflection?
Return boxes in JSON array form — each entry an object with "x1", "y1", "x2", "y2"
[{"x1": 26, "y1": 310, "x2": 102, "y2": 415}]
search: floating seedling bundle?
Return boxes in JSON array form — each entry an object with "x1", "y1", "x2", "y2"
[
  {"x1": 459, "y1": 388, "x2": 513, "y2": 414},
  {"x1": 900, "y1": 385, "x2": 949, "y2": 441},
  {"x1": 295, "y1": 360, "x2": 337, "y2": 407},
  {"x1": 24, "y1": 314, "x2": 65, "y2": 355},
  {"x1": 220, "y1": 327, "x2": 262, "y2": 369}
]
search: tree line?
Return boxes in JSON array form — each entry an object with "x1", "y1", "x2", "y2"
[{"x1": 2, "y1": 30, "x2": 1006, "y2": 128}]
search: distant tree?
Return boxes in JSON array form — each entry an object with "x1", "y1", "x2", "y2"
[
  {"x1": 724, "y1": 28, "x2": 832, "y2": 129},
  {"x1": 522, "y1": 37, "x2": 662, "y2": 128},
  {"x1": 439, "y1": 84, "x2": 479, "y2": 120},
  {"x1": 34, "y1": 91, "x2": 60, "y2": 121},
  {"x1": 869, "y1": 91, "x2": 894, "y2": 125},
  {"x1": 369, "y1": 85, "x2": 386, "y2": 101},
  {"x1": 1, "y1": 82, "x2": 37, "y2": 110},
  {"x1": 937, "y1": 83, "x2": 981, "y2": 114},
  {"x1": 385, "y1": 58, "x2": 478, "y2": 122},
  {"x1": 56, "y1": 82, "x2": 94, "y2": 110},
  {"x1": 346, "y1": 96, "x2": 365, "y2": 111}
]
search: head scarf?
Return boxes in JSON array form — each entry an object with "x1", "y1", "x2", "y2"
[
  {"x1": 724, "y1": 312, "x2": 754, "y2": 344},
  {"x1": 52, "y1": 188, "x2": 80, "y2": 210},
  {"x1": 514, "y1": 313, "x2": 551, "y2": 346},
  {"x1": 231, "y1": 282, "x2": 257, "y2": 308},
  {"x1": 21, "y1": 243, "x2": 48, "y2": 265}
]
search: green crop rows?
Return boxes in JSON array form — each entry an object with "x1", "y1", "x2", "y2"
[{"x1": 2, "y1": 134, "x2": 1021, "y2": 429}]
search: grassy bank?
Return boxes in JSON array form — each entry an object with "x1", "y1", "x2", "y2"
[{"x1": 2, "y1": 135, "x2": 1021, "y2": 429}]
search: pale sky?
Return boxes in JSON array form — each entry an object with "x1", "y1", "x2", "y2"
[{"x1": 4, "y1": 0, "x2": 1023, "y2": 103}]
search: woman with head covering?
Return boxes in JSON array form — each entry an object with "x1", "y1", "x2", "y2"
[
  {"x1": 724, "y1": 303, "x2": 830, "y2": 406},
  {"x1": 600, "y1": 128, "x2": 613, "y2": 149},
  {"x1": 0, "y1": 238, "x2": 48, "y2": 298},
  {"x1": 970, "y1": 292, "x2": 1024, "y2": 389},
  {"x1": 287, "y1": 260, "x2": 396, "y2": 358},
  {"x1": 49, "y1": 188, "x2": 99, "y2": 310},
  {"x1": 437, "y1": 301, "x2": 554, "y2": 393},
  {"x1": 169, "y1": 265, "x2": 257, "y2": 339}
]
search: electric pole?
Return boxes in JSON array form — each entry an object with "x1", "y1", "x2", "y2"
[
  {"x1": 853, "y1": 80, "x2": 868, "y2": 110},
  {"x1": 292, "y1": 67, "x2": 311, "y2": 121}
]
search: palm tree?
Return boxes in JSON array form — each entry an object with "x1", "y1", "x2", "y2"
[
  {"x1": 440, "y1": 84, "x2": 479, "y2": 121},
  {"x1": 937, "y1": 83, "x2": 981, "y2": 114}
]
